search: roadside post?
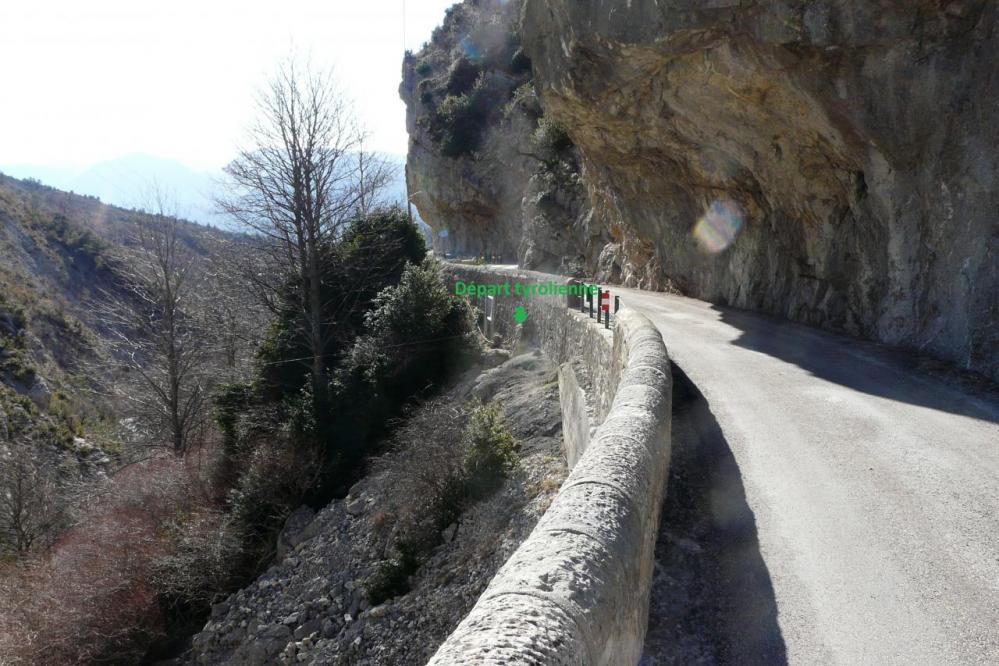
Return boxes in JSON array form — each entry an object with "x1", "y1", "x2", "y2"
[{"x1": 567, "y1": 279, "x2": 582, "y2": 309}]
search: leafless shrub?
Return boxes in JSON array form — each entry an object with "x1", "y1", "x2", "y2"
[
  {"x1": 227, "y1": 437, "x2": 319, "y2": 567},
  {"x1": 95, "y1": 192, "x2": 215, "y2": 455},
  {"x1": 150, "y1": 508, "x2": 243, "y2": 608},
  {"x1": 375, "y1": 397, "x2": 467, "y2": 547},
  {"x1": 0, "y1": 438, "x2": 65, "y2": 556},
  {"x1": 365, "y1": 397, "x2": 517, "y2": 605},
  {"x1": 200, "y1": 235, "x2": 270, "y2": 383},
  {"x1": 0, "y1": 449, "x2": 234, "y2": 664},
  {"x1": 0, "y1": 456, "x2": 183, "y2": 664}
]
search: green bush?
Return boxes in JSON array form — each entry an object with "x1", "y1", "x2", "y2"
[
  {"x1": 212, "y1": 382, "x2": 254, "y2": 490},
  {"x1": 504, "y1": 82, "x2": 541, "y2": 120},
  {"x1": 316, "y1": 258, "x2": 478, "y2": 499},
  {"x1": 0, "y1": 384, "x2": 71, "y2": 449},
  {"x1": 0, "y1": 338, "x2": 35, "y2": 384},
  {"x1": 415, "y1": 61, "x2": 433, "y2": 76},
  {"x1": 463, "y1": 401, "x2": 518, "y2": 500},
  {"x1": 218, "y1": 214, "x2": 473, "y2": 530},
  {"x1": 531, "y1": 116, "x2": 581, "y2": 195},
  {"x1": 431, "y1": 67, "x2": 509, "y2": 158},
  {"x1": 38, "y1": 214, "x2": 112, "y2": 272},
  {"x1": 434, "y1": 90, "x2": 490, "y2": 158},
  {"x1": 252, "y1": 318, "x2": 304, "y2": 403},
  {"x1": 226, "y1": 440, "x2": 317, "y2": 555},
  {"x1": 356, "y1": 259, "x2": 456, "y2": 353},
  {"x1": 213, "y1": 382, "x2": 252, "y2": 447},
  {"x1": 338, "y1": 207, "x2": 427, "y2": 332},
  {"x1": 253, "y1": 208, "x2": 426, "y2": 403},
  {"x1": 0, "y1": 294, "x2": 27, "y2": 333},
  {"x1": 446, "y1": 57, "x2": 481, "y2": 95},
  {"x1": 0, "y1": 295, "x2": 31, "y2": 383},
  {"x1": 365, "y1": 540, "x2": 420, "y2": 605},
  {"x1": 532, "y1": 117, "x2": 573, "y2": 156},
  {"x1": 284, "y1": 382, "x2": 318, "y2": 440},
  {"x1": 348, "y1": 258, "x2": 477, "y2": 388}
]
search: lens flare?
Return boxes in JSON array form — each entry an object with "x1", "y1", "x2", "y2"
[
  {"x1": 460, "y1": 35, "x2": 482, "y2": 60},
  {"x1": 692, "y1": 199, "x2": 745, "y2": 253}
]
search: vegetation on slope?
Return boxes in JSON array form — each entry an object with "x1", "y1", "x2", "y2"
[
  {"x1": 405, "y1": 0, "x2": 535, "y2": 159},
  {"x1": 365, "y1": 399, "x2": 518, "y2": 606},
  {"x1": 400, "y1": 0, "x2": 590, "y2": 272},
  {"x1": 0, "y1": 52, "x2": 495, "y2": 663}
]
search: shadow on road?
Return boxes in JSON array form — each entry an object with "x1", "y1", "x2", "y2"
[
  {"x1": 641, "y1": 365, "x2": 787, "y2": 666},
  {"x1": 714, "y1": 305, "x2": 999, "y2": 424}
]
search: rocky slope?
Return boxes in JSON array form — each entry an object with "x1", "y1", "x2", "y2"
[
  {"x1": 0, "y1": 174, "x2": 225, "y2": 489},
  {"x1": 401, "y1": 0, "x2": 998, "y2": 381},
  {"x1": 0, "y1": 175, "x2": 133, "y2": 475},
  {"x1": 187, "y1": 351, "x2": 567, "y2": 665}
]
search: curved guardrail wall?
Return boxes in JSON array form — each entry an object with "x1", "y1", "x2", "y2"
[{"x1": 435, "y1": 265, "x2": 672, "y2": 665}]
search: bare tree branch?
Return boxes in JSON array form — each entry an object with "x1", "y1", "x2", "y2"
[
  {"x1": 215, "y1": 57, "x2": 392, "y2": 405},
  {"x1": 94, "y1": 189, "x2": 214, "y2": 454}
]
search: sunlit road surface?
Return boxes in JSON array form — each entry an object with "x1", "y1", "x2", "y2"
[
  {"x1": 616, "y1": 286, "x2": 999, "y2": 665},
  {"x1": 474, "y1": 264, "x2": 999, "y2": 664}
]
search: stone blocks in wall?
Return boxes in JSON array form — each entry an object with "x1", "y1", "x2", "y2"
[{"x1": 557, "y1": 361, "x2": 591, "y2": 469}]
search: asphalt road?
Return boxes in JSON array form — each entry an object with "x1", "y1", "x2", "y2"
[{"x1": 613, "y1": 287, "x2": 999, "y2": 665}]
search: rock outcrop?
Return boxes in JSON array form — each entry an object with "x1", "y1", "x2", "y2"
[
  {"x1": 402, "y1": 1, "x2": 999, "y2": 381},
  {"x1": 400, "y1": 0, "x2": 597, "y2": 273}
]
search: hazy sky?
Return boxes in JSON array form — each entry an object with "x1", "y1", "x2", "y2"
[{"x1": 0, "y1": 0, "x2": 456, "y2": 170}]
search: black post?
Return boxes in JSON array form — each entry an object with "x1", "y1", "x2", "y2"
[
  {"x1": 597, "y1": 288, "x2": 603, "y2": 323},
  {"x1": 588, "y1": 290, "x2": 594, "y2": 318},
  {"x1": 567, "y1": 279, "x2": 582, "y2": 310},
  {"x1": 580, "y1": 284, "x2": 587, "y2": 313},
  {"x1": 615, "y1": 295, "x2": 620, "y2": 313}
]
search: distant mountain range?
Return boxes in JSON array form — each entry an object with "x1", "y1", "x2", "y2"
[{"x1": 1, "y1": 152, "x2": 420, "y2": 229}]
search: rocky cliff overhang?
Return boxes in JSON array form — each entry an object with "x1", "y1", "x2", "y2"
[{"x1": 403, "y1": 0, "x2": 998, "y2": 381}]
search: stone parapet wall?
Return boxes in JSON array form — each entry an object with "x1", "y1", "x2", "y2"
[{"x1": 434, "y1": 264, "x2": 672, "y2": 665}]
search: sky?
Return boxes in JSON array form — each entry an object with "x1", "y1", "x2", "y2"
[{"x1": 0, "y1": 0, "x2": 457, "y2": 170}]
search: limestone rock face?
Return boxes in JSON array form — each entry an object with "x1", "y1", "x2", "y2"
[
  {"x1": 400, "y1": 0, "x2": 597, "y2": 273},
  {"x1": 520, "y1": 0, "x2": 997, "y2": 378},
  {"x1": 404, "y1": 1, "x2": 998, "y2": 380}
]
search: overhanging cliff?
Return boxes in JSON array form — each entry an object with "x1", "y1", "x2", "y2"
[{"x1": 402, "y1": 0, "x2": 998, "y2": 381}]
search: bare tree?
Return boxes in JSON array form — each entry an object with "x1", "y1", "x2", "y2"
[
  {"x1": 216, "y1": 58, "x2": 394, "y2": 406},
  {"x1": 0, "y1": 438, "x2": 64, "y2": 555},
  {"x1": 97, "y1": 194, "x2": 213, "y2": 455},
  {"x1": 202, "y1": 234, "x2": 269, "y2": 382}
]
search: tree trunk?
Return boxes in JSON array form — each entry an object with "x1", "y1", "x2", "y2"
[{"x1": 308, "y1": 242, "x2": 326, "y2": 410}]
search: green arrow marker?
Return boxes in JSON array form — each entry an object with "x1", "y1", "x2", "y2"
[{"x1": 513, "y1": 306, "x2": 528, "y2": 324}]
